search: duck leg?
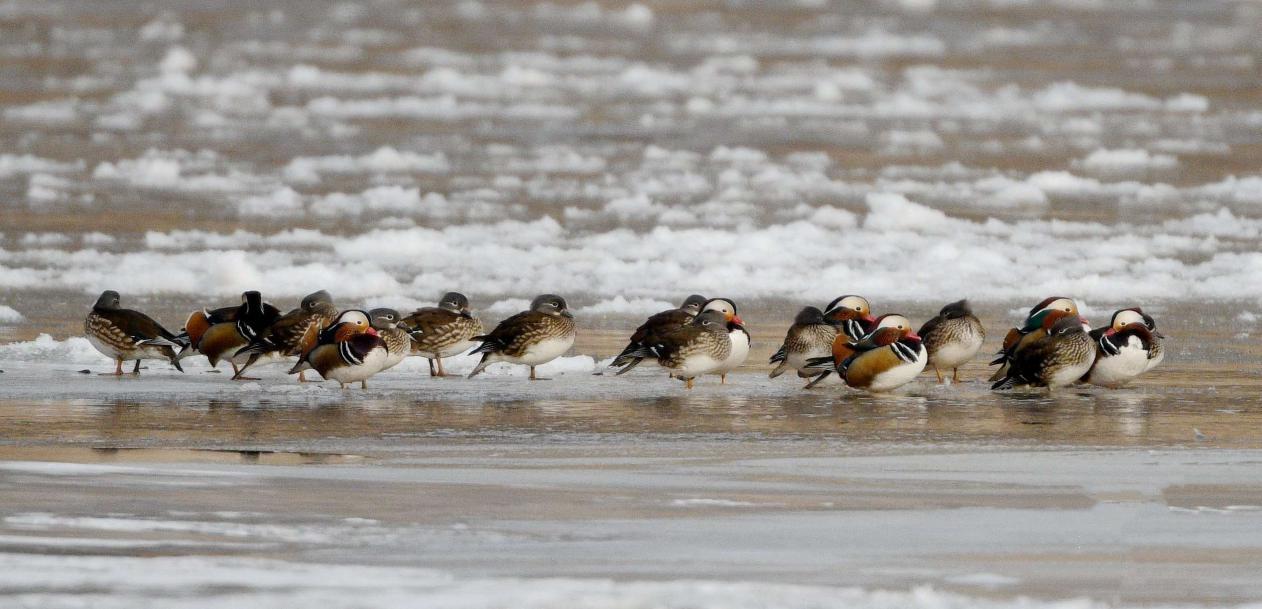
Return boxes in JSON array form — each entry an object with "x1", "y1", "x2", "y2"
[
  {"x1": 685, "y1": 378, "x2": 694, "y2": 390},
  {"x1": 427, "y1": 358, "x2": 437, "y2": 377},
  {"x1": 361, "y1": 380, "x2": 368, "y2": 389},
  {"x1": 720, "y1": 373, "x2": 727, "y2": 384},
  {"x1": 952, "y1": 368, "x2": 962, "y2": 383},
  {"x1": 298, "y1": 371, "x2": 309, "y2": 383},
  {"x1": 132, "y1": 360, "x2": 141, "y2": 375},
  {"x1": 436, "y1": 357, "x2": 447, "y2": 377},
  {"x1": 101, "y1": 358, "x2": 125, "y2": 376}
]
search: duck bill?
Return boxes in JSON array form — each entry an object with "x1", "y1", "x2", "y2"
[
  {"x1": 561, "y1": 310, "x2": 574, "y2": 319},
  {"x1": 730, "y1": 314, "x2": 744, "y2": 326},
  {"x1": 365, "y1": 327, "x2": 379, "y2": 337}
]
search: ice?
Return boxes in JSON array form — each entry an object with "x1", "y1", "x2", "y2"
[
  {"x1": 1076, "y1": 149, "x2": 1179, "y2": 178},
  {"x1": 0, "y1": 333, "x2": 99, "y2": 364},
  {"x1": 0, "y1": 305, "x2": 24, "y2": 323}
]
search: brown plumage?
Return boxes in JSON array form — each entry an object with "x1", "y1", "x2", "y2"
[
  {"x1": 642, "y1": 310, "x2": 732, "y2": 389},
  {"x1": 232, "y1": 290, "x2": 337, "y2": 380},
  {"x1": 769, "y1": 306, "x2": 839, "y2": 381},
  {"x1": 84, "y1": 290, "x2": 185, "y2": 375},
  {"x1": 399, "y1": 292, "x2": 482, "y2": 377},
  {"x1": 993, "y1": 316, "x2": 1096, "y2": 390},
  {"x1": 467, "y1": 295, "x2": 577, "y2": 380},
  {"x1": 610, "y1": 295, "x2": 706, "y2": 374}
]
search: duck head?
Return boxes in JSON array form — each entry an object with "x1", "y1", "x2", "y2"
[
  {"x1": 702, "y1": 297, "x2": 743, "y2": 326},
  {"x1": 823, "y1": 295, "x2": 875, "y2": 325},
  {"x1": 532, "y1": 294, "x2": 573, "y2": 319},
  {"x1": 439, "y1": 292, "x2": 472, "y2": 316},
  {"x1": 330, "y1": 310, "x2": 376, "y2": 341},
  {"x1": 302, "y1": 290, "x2": 334, "y2": 312},
  {"x1": 939, "y1": 299, "x2": 973, "y2": 319},
  {"x1": 1049, "y1": 315, "x2": 1087, "y2": 338},
  {"x1": 1028, "y1": 296, "x2": 1077, "y2": 320},
  {"x1": 870, "y1": 313, "x2": 922, "y2": 345},
  {"x1": 368, "y1": 308, "x2": 401, "y2": 330},
  {"x1": 691, "y1": 309, "x2": 729, "y2": 331},
  {"x1": 679, "y1": 294, "x2": 708, "y2": 315},
  {"x1": 1105, "y1": 308, "x2": 1154, "y2": 339},
  {"x1": 794, "y1": 306, "x2": 827, "y2": 326},
  {"x1": 94, "y1": 290, "x2": 121, "y2": 310},
  {"x1": 241, "y1": 291, "x2": 263, "y2": 315}
]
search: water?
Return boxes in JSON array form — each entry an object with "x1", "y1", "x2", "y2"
[{"x1": 3, "y1": 0, "x2": 1262, "y2": 607}]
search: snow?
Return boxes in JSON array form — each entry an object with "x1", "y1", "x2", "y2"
[
  {"x1": 0, "y1": 305, "x2": 23, "y2": 323},
  {"x1": 1075, "y1": 149, "x2": 1179, "y2": 178},
  {"x1": 0, "y1": 334, "x2": 101, "y2": 363}
]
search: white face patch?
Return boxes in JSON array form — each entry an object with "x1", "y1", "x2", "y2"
[{"x1": 1113, "y1": 309, "x2": 1145, "y2": 329}]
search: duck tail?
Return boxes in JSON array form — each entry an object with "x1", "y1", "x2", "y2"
[
  {"x1": 467, "y1": 353, "x2": 493, "y2": 378},
  {"x1": 803, "y1": 371, "x2": 832, "y2": 388},
  {"x1": 610, "y1": 343, "x2": 644, "y2": 369},
  {"x1": 990, "y1": 375, "x2": 1018, "y2": 391},
  {"x1": 801, "y1": 355, "x2": 836, "y2": 373},
  {"x1": 287, "y1": 359, "x2": 310, "y2": 375}
]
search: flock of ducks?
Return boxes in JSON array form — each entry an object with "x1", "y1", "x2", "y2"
[{"x1": 83, "y1": 290, "x2": 1164, "y2": 392}]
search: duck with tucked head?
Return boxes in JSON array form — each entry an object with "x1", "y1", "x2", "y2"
[
  {"x1": 770, "y1": 295, "x2": 875, "y2": 385},
  {"x1": 233, "y1": 290, "x2": 338, "y2": 381},
  {"x1": 467, "y1": 294, "x2": 576, "y2": 380},
  {"x1": 180, "y1": 291, "x2": 281, "y2": 376},
  {"x1": 700, "y1": 297, "x2": 749, "y2": 384},
  {"x1": 84, "y1": 290, "x2": 186, "y2": 376},
  {"x1": 918, "y1": 299, "x2": 985, "y2": 384},
  {"x1": 989, "y1": 297, "x2": 1080, "y2": 382},
  {"x1": 289, "y1": 310, "x2": 387, "y2": 389},
  {"x1": 611, "y1": 294, "x2": 707, "y2": 376},
  {"x1": 399, "y1": 292, "x2": 482, "y2": 377},
  {"x1": 992, "y1": 316, "x2": 1096, "y2": 391},
  {"x1": 1083, "y1": 308, "x2": 1158, "y2": 388}
]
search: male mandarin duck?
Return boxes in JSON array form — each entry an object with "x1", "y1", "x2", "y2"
[
  {"x1": 992, "y1": 315, "x2": 1096, "y2": 391},
  {"x1": 804, "y1": 314, "x2": 926, "y2": 392},
  {"x1": 700, "y1": 297, "x2": 749, "y2": 384},
  {"x1": 232, "y1": 290, "x2": 337, "y2": 381},
  {"x1": 989, "y1": 297, "x2": 1081, "y2": 382},
  {"x1": 399, "y1": 292, "x2": 483, "y2": 377},
  {"x1": 1083, "y1": 308, "x2": 1158, "y2": 388},
  {"x1": 821, "y1": 294, "x2": 876, "y2": 344},
  {"x1": 467, "y1": 294, "x2": 576, "y2": 380},
  {"x1": 918, "y1": 299, "x2": 985, "y2": 383},
  {"x1": 289, "y1": 310, "x2": 387, "y2": 389},
  {"x1": 84, "y1": 290, "x2": 186, "y2": 376},
  {"x1": 794, "y1": 295, "x2": 878, "y2": 387},
  {"x1": 628, "y1": 310, "x2": 733, "y2": 390},
  {"x1": 611, "y1": 294, "x2": 706, "y2": 375},
  {"x1": 180, "y1": 291, "x2": 281, "y2": 375}
]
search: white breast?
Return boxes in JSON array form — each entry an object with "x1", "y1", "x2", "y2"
[
  {"x1": 929, "y1": 331, "x2": 983, "y2": 370},
  {"x1": 1086, "y1": 337, "x2": 1151, "y2": 388},
  {"x1": 509, "y1": 335, "x2": 575, "y2": 366},
  {"x1": 674, "y1": 354, "x2": 724, "y2": 378},
  {"x1": 709, "y1": 328, "x2": 750, "y2": 376},
  {"x1": 86, "y1": 334, "x2": 122, "y2": 360},
  {"x1": 324, "y1": 347, "x2": 388, "y2": 384},
  {"x1": 1047, "y1": 354, "x2": 1096, "y2": 388}
]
